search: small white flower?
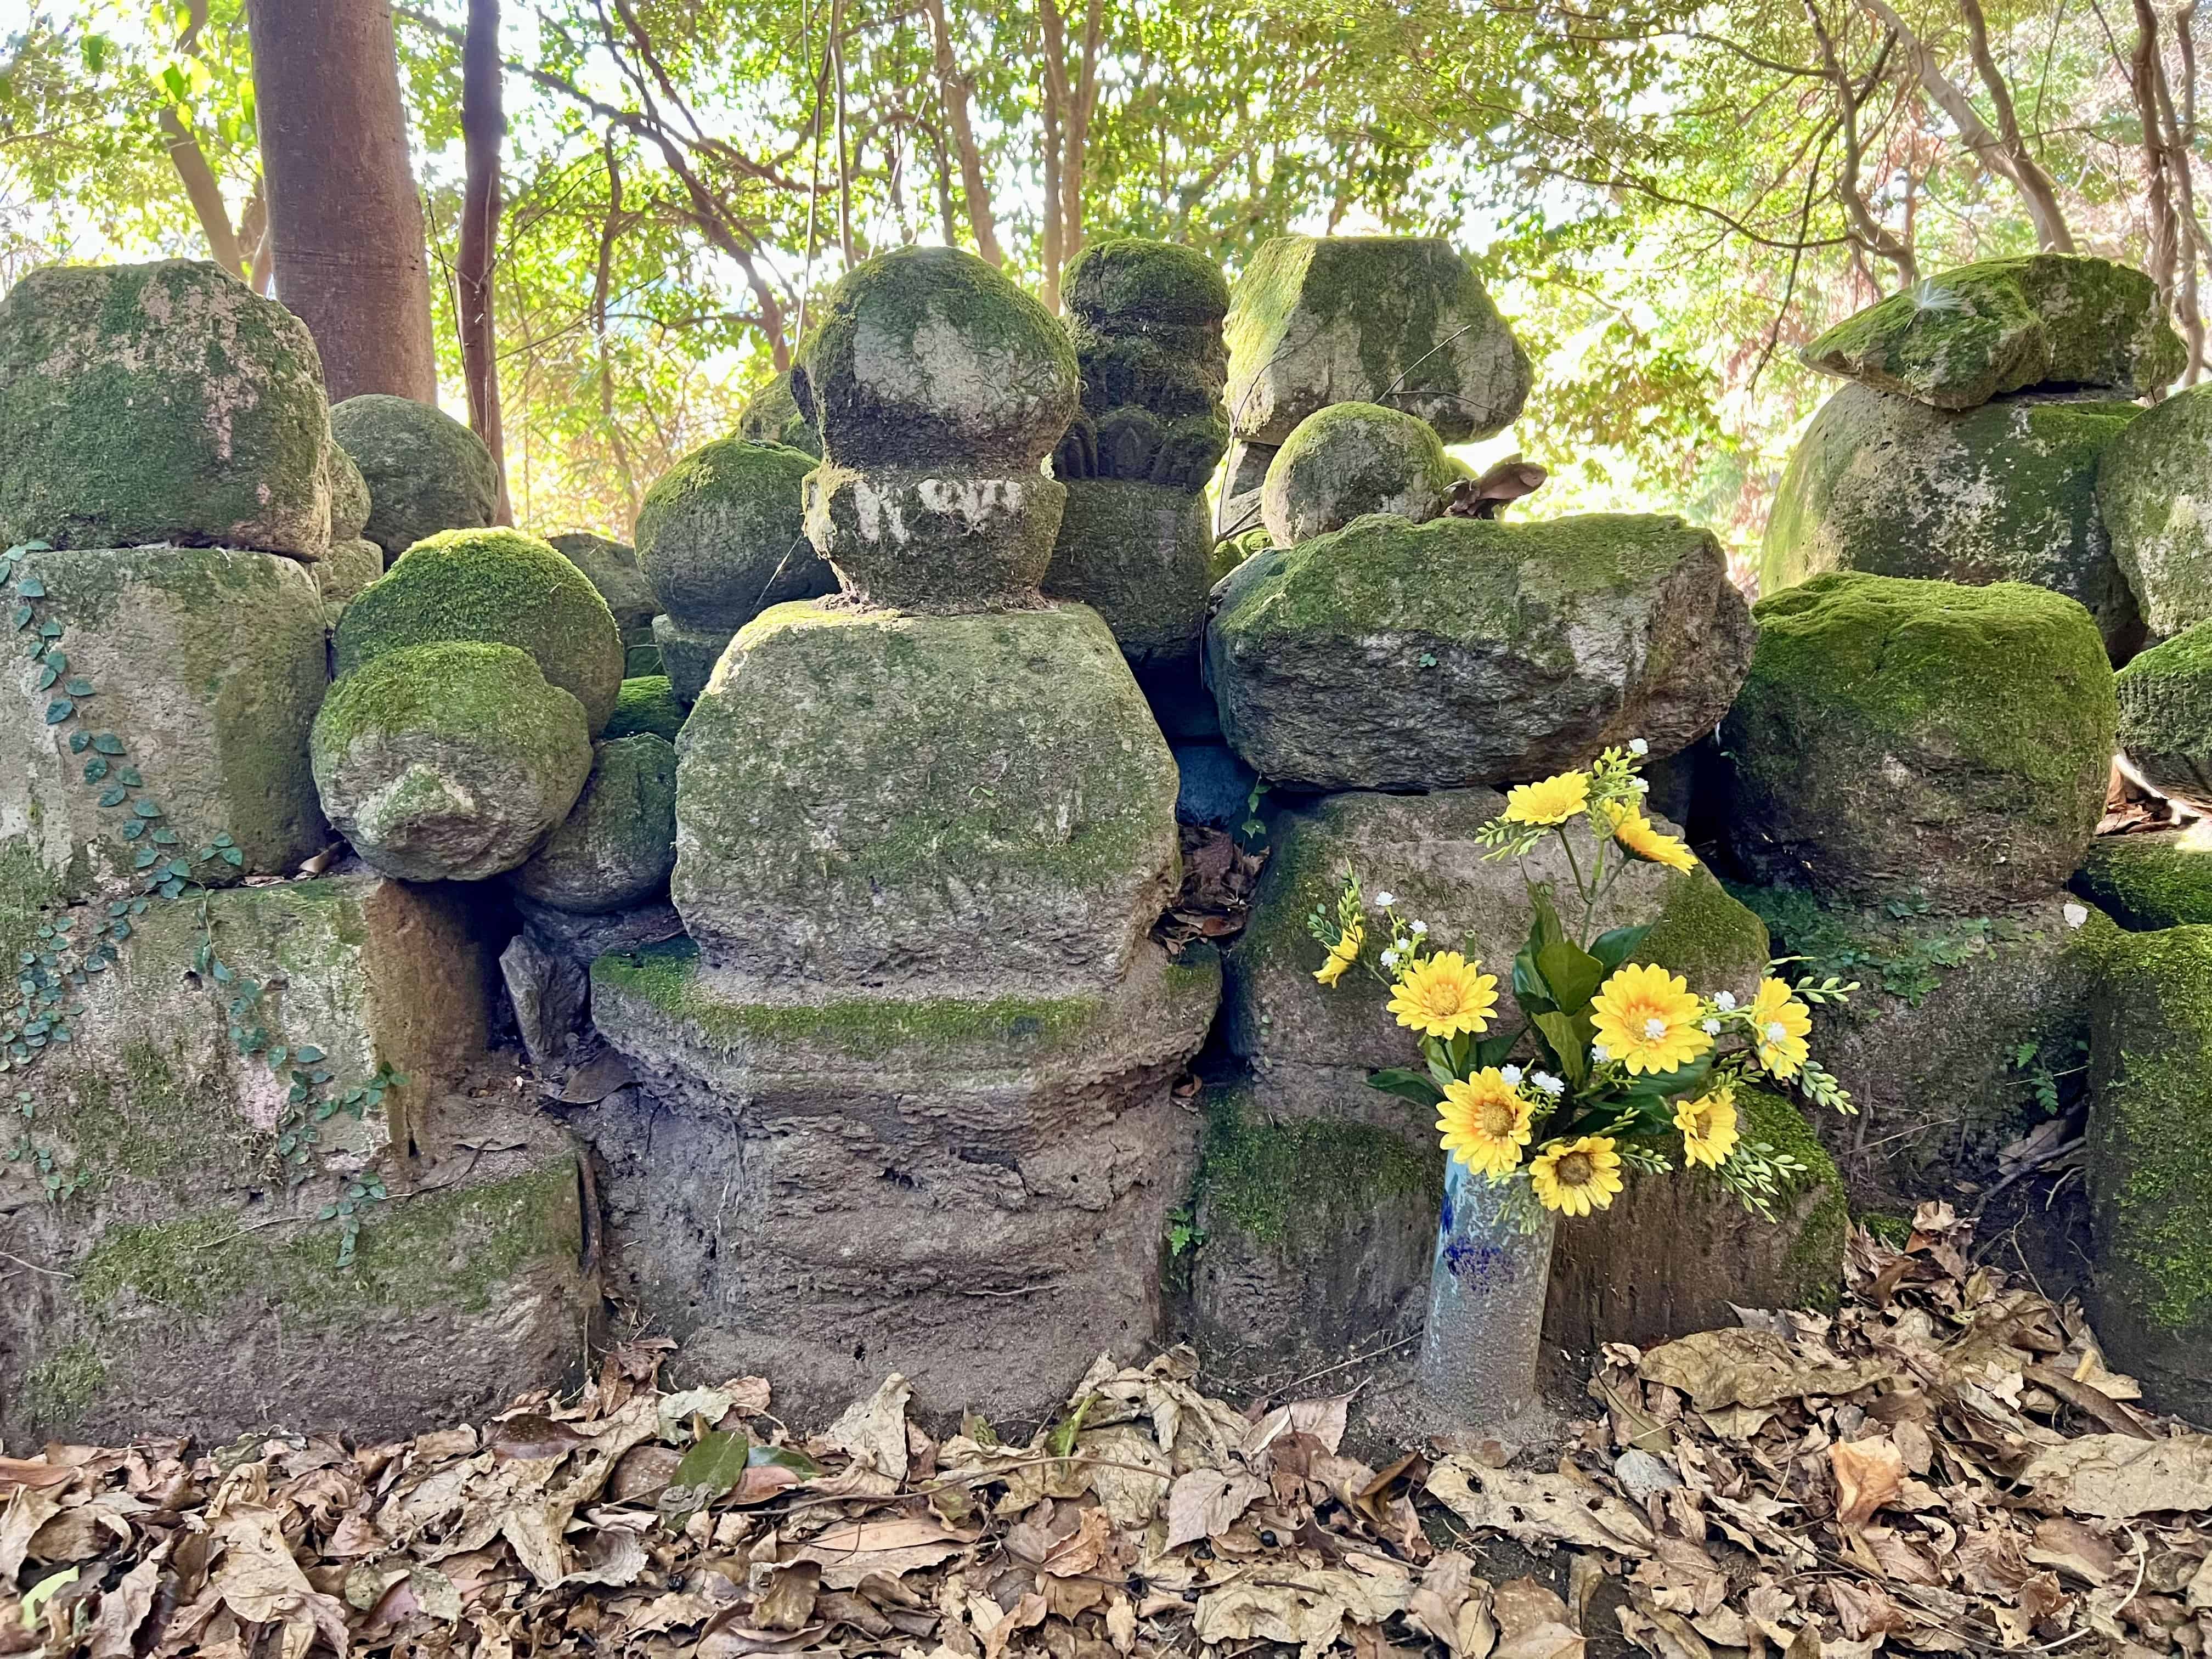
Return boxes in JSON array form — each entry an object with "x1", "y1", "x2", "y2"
[
  {"x1": 1714, "y1": 991, "x2": 1737, "y2": 1011},
  {"x1": 1500, "y1": 1065, "x2": 1523, "y2": 1086},
  {"x1": 1380, "y1": 948, "x2": 1400, "y2": 968},
  {"x1": 1702, "y1": 1018, "x2": 1722, "y2": 1035},
  {"x1": 1374, "y1": 890, "x2": 1395, "y2": 909},
  {"x1": 2063, "y1": 901, "x2": 2089, "y2": 929},
  {"x1": 1409, "y1": 919, "x2": 1428, "y2": 935},
  {"x1": 1591, "y1": 1043, "x2": 1610, "y2": 1063},
  {"x1": 1394, "y1": 938, "x2": 1411, "y2": 954},
  {"x1": 1532, "y1": 1070, "x2": 1566, "y2": 1097},
  {"x1": 1629, "y1": 738, "x2": 1649, "y2": 756},
  {"x1": 1766, "y1": 1021, "x2": 1787, "y2": 1042},
  {"x1": 1633, "y1": 777, "x2": 1650, "y2": 793},
  {"x1": 1643, "y1": 1016, "x2": 1668, "y2": 1039}
]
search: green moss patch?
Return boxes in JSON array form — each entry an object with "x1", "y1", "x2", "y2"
[
  {"x1": 2073, "y1": 832, "x2": 2212, "y2": 930},
  {"x1": 604, "y1": 675, "x2": 689, "y2": 743},
  {"x1": 1197, "y1": 1090, "x2": 1436, "y2": 1249}
]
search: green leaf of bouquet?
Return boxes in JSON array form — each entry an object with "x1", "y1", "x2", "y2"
[
  {"x1": 1590, "y1": 924, "x2": 1651, "y2": 973},
  {"x1": 1533, "y1": 1010, "x2": 1589, "y2": 1087},
  {"x1": 1536, "y1": 938, "x2": 1606, "y2": 1017},
  {"x1": 1367, "y1": 1066, "x2": 1447, "y2": 1107}
]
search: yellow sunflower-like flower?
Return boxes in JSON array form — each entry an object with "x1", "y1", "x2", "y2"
[
  {"x1": 1606, "y1": 806, "x2": 1699, "y2": 873},
  {"x1": 1674, "y1": 1086, "x2": 1740, "y2": 1169},
  {"x1": 1502, "y1": 771, "x2": 1590, "y2": 826},
  {"x1": 1530, "y1": 1136, "x2": 1626, "y2": 1216},
  {"x1": 1387, "y1": 951, "x2": 1498, "y2": 1039},
  {"x1": 1437, "y1": 1069, "x2": 1533, "y2": 1176},
  {"x1": 1588, "y1": 962, "x2": 1712, "y2": 1075},
  {"x1": 1313, "y1": 921, "x2": 1363, "y2": 986},
  {"x1": 1748, "y1": 976, "x2": 1813, "y2": 1078}
]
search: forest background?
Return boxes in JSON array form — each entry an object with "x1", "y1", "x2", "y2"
[{"x1": 3, "y1": 0, "x2": 2203, "y2": 559}]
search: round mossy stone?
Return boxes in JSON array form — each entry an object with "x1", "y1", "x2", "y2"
[
  {"x1": 329, "y1": 393, "x2": 499, "y2": 559},
  {"x1": 509, "y1": 733, "x2": 678, "y2": 913},
  {"x1": 311, "y1": 640, "x2": 592, "y2": 882},
  {"x1": 791, "y1": 245, "x2": 1077, "y2": 469},
  {"x1": 2098, "y1": 382, "x2": 2212, "y2": 641},
  {"x1": 317, "y1": 537, "x2": 385, "y2": 612},
  {"x1": 1722, "y1": 572, "x2": 2115, "y2": 907},
  {"x1": 604, "y1": 675, "x2": 689, "y2": 743},
  {"x1": 1065, "y1": 235, "x2": 1231, "y2": 326},
  {"x1": 1761, "y1": 384, "x2": 2143, "y2": 656},
  {"x1": 2072, "y1": 829, "x2": 2212, "y2": 930},
  {"x1": 328, "y1": 442, "x2": 373, "y2": 543},
  {"x1": 0, "y1": 259, "x2": 332, "y2": 558},
  {"x1": 334, "y1": 527, "x2": 625, "y2": 735},
  {"x1": 634, "y1": 437, "x2": 827, "y2": 633},
  {"x1": 1260, "y1": 402, "x2": 1463, "y2": 546},
  {"x1": 2115, "y1": 620, "x2": 2212, "y2": 812},
  {"x1": 736, "y1": 370, "x2": 822, "y2": 457},
  {"x1": 548, "y1": 531, "x2": 657, "y2": 637}
]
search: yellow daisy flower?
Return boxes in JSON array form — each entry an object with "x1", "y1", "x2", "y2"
[
  {"x1": 1748, "y1": 977, "x2": 1813, "y2": 1078},
  {"x1": 1387, "y1": 951, "x2": 1498, "y2": 1039},
  {"x1": 1588, "y1": 962, "x2": 1712, "y2": 1075},
  {"x1": 1437, "y1": 1069, "x2": 1533, "y2": 1176},
  {"x1": 1502, "y1": 771, "x2": 1590, "y2": 826},
  {"x1": 1606, "y1": 807, "x2": 1699, "y2": 873},
  {"x1": 1674, "y1": 1086, "x2": 1740, "y2": 1169},
  {"x1": 1313, "y1": 921, "x2": 1362, "y2": 986},
  {"x1": 1530, "y1": 1136, "x2": 1625, "y2": 1216}
]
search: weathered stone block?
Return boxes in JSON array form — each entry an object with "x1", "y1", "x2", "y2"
[
  {"x1": 1723, "y1": 573, "x2": 2114, "y2": 908},
  {"x1": 1224, "y1": 235, "x2": 1530, "y2": 445},
  {"x1": 2, "y1": 545, "x2": 330, "y2": 900},
  {"x1": 737, "y1": 370, "x2": 823, "y2": 455},
  {"x1": 0, "y1": 259, "x2": 332, "y2": 560},
  {"x1": 549, "y1": 531, "x2": 658, "y2": 640},
  {"x1": 673, "y1": 602, "x2": 1180, "y2": 1000},
  {"x1": 510, "y1": 733, "x2": 677, "y2": 915},
  {"x1": 1207, "y1": 514, "x2": 1754, "y2": 790},
  {"x1": 329, "y1": 393, "x2": 499, "y2": 558},
  {"x1": 328, "y1": 442, "x2": 372, "y2": 543},
  {"x1": 2101, "y1": 383, "x2": 2212, "y2": 641},
  {"x1": 2083, "y1": 925, "x2": 2212, "y2": 1420},
  {"x1": 1042, "y1": 479, "x2": 1214, "y2": 665},
  {"x1": 804, "y1": 465, "x2": 1067, "y2": 611},
  {"x1": 651, "y1": 614, "x2": 725, "y2": 704},
  {"x1": 603, "y1": 674, "x2": 688, "y2": 743},
  {"x1": 1216, "y1": 440, "x2": 1276, "y2": 541},
  {"x1": 316, "y1": 537, "x2": 385, "y2": 614},
  {"x1": 1760, "y1": 385, "x2": 2143, "y2": 656},
  {"x1": 2072, "y1": 828, "x2": 2212, "y2": 930},
  {"x1": 586, "y1": 938, "x2": 1218, "y2": 1421},
  {"x1": 2116, "y1": 620, "x2": 2212, "y2": 812},
  {"x1": 1260, "y1": 402, "x2": 1462, "y2": 546}
]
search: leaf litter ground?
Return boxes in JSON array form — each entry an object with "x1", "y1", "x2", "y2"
[{"x1": 6, "y1": 1204, "x2": 2208, "y2": 1659}]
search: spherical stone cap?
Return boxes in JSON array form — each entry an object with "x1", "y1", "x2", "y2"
[
  {"x1": 792, "y1": 246, "x2": 1077, "y2": 470},
  {"x1": 1065, "y1": 236, "x2": 1230, "y2": 328},
  {"x1": 329, "y1": 393, "x2": 499, "y2": 557},
  {"x1": 634, "y1": 437, "x2": 824, "y2": 630},
  {"x1": 1261, "y1": 402, "x2": 1462, "y2": 545}
]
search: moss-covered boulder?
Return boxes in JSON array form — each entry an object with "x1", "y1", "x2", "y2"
[
  {"x1": 312, "y1": 640, "x2": 593, "y2": 882},
  {"x1": 328, "y1": 441, "x2": 372, "y2": 543},
  {"x1": 317, "y1": 537, "x2": 384, "y2": 615},
  {"x1": 1548, "y1": 1087, "x2": 1847, "y2": 1348},
  {"x1": 2115, "y1": 619, "x2": 2212, "y2": 811},
  {"x1": 736, "y1": 369, "x2": 822, "y2": 456},
  {"x1": 1723, "y1": 573, "x2": 2114, "y2": 907},
  {"x1": 0, "y1": 259, "x2": 332, "y2": 558},
  {"x1": 2, "y1": 545, "x2": 329, "y2": 899},
  {"x1": 1260, "y1": 402, "x2": 1463, "y2": 546},
  {"x1": 1206, "y1": 513, "x2": 1755, "y2": 790},
  {"x1": 1040, "y1": 479, "x2": 1215, "y2": 665},
  {"x1": 634, "y1": 438, "x2": 828, "y2": 644},
  {"x1": 672, "y1": 601, "x2": 1180, "y2": 998},
  {"x1": 2083, "y1": 924, "x2": 2212, "y2": 1419},
  {"x1": 334, "y1": 527, "x2": 625, "y2": 733},
  {"x1": 603, "y1": 674, "x2": 687, "y2": 743},
  {"x1": 589, "y1": 937, "x2": 1218, "y2": 1423},
  {"x1": 1803, "y1": 255, "x2": 2184, "y2": 409},
  {"x1": 806, "y1": 464, "x2": 1069, "y2": 610},
  {"x1": 1182, "y1": 1086, "x2": 1438, "y2": 1376},
  {"x1": 2072, "y1": 829, "x2": 2212, "y2": 929},
  {"x1": 1761, "y1": 384, "x2": 2143, "y2": 656},
  {"x1": 1224, "y1": 787, "x2": 1769, "y2": 1121},
  {"x1": 1224, "y1": 235, "x2": 1530, "y2": 445},
  {"x1": 548, "y1": 531, "x2": 658, "y2": 642},
  {"x1": 2098, "y1": 381, "x2": 2212, "y2": 640},
  {"x1": 792, "y1": 245, "x2": 1077, "y2": 470},
  {"x1": 509, "y1": 733, "x2": 677, "y2": 914},
  {"x1": 1733, "y1": 882, "x2": 2109, "y2": 1207},
  {"x1": 329, "y1": 393, "x2": 499, "y2": 559}
]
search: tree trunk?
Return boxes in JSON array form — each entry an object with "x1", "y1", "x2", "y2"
[
  {"x1": 244, "y1": 0, "x2": 439, "y2": 403},
  {"x1": 922, "y1": 0, "x2": 1003, "y2": 265},
  {"x1": 459, "y1": 0, "x2": 511, "y2": 521}
]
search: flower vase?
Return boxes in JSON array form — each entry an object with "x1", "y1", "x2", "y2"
[{"x1": 1418, "y1": 1159, "x2": 1556, "y2": 1426}]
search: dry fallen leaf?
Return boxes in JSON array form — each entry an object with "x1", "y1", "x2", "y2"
[
  {"x1": 2019, "y1": 1435, "x2": 2212, "y2": 1517},
  {"x1": 1830, "y1": 1437, "x2": 1905, "y2": 1532},
  {"x1": 1639, "y1": 1329, "x2": 1884, "y2": 1410},
  {"x1": 1426, "y1": 1458, "x2": 1655, "y2": 1556}
]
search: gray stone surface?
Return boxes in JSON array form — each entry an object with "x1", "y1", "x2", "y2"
[
  {"x1": 501, "y1": 930, "x2": 588, "y2": 1071},
  {"x1": 651, "y1": 614, "x2": 726, "y2": 704},
  {"x1": 510, "y1": 733, "x2": 678, "y2": 915},
  {"x1": 317, "y1": 537, "x2": 386, "y2": 613},
  {"x1": 1173, "y1": 740, "x2": 1257, "y2": 830},
  {"x1": 2115, "y1": 620, "x2": 2212, "y2": 812},
  {"x1": 0, "y1": 259, "x2": 332, "y2": 560},
  {"x1": 2098, "y1": 381, "x2": 2212, "y2": 640},
  {"x1": 1206, "y1": 513, "x2": 1754, "y2": 790},
  {"x1": 633, "y1": 438, "x2": 829, "y2": 638},
  {"x1": 1260, "y1": 401, "x2": 1463, "y2": 546},
  {"x1": 312, "y1": 640, "x2": 593, "y2": 883},
  {"x1": 329, "y1": 393, "x2": 499, "y2": 558},
  {"x1": 549, "y1": 531, "x2": 659, "y2": 639},
  {"x1": 328, "y1": 442, "x2": 373, "y2": 543},
  {"x1": 672, "y1": 602, "x2": 1180, "y2": 1000},
  {"x1": 804, "y1": 464, "x2": 1068, "y2": 610},
  {"x1": 1216, "y1": 439, "x2": 1277, "y2": 540},
  {"x1": 2, "y1": 544, "x2": 330, "y2": 901},
  {"x1": 1761, "y1": 384, "x2": 2144, "y2": 656},
  {"x1": 1224, "y1": 235, "x2": 1530, "y2": 445},
  {"x1": 1041, "y1": 480, "x2": 1214, "y2": 664}
]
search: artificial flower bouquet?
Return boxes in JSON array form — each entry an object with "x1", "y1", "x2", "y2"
[{"x1": 1309, "y1": 744, "x2": 1855, "y2": 1223}]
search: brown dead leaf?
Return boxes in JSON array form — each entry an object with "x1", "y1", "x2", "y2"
[
  {"x1": 84, "y1": 1543, "x2": 166, "y2": 1659},
  {"x1": 2019, "y1": 1435, "x2": 2212, "y2": 1517},
  {"x1": 1163, "y1": 1468, "x2": 1267, "y2": 1550},
  {"x1": 1640, "y1": 1329, "x2": 1885, "y2": 1410},
  {"x1": 787, "y1": 1518, "x2": 974, "y2": 1589},
  {"x1": 2027, "y1": 1518, "x2": 2123, "y2": 1585},
  {"x1": 753, "y1": 1561, "x2": 822, "y2": 1631},
  {"x1": 1193, "y1": 1559, "x2": 1414, "y2": 1659},
  {"x1": 1426, "y1": 1458, "x2": 1654, "y2": 1556},
  {"x1": 208, "y1": 1505, "x2": 352, "y2": 1658},
  {"x1": 1830, "y1": 1438, "x2": 1905, "y2": 1532}
]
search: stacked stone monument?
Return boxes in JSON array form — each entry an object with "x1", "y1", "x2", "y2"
[
  {"x1": 588, "y1": 246, "x2": 1220, "y2": 1421},
  {"x1": 1041, "y1": 236, "x2": 1232, "y2": 737},
  {"x1": 0, "y1": 259, "x2": 592, "y2": 1446}
]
